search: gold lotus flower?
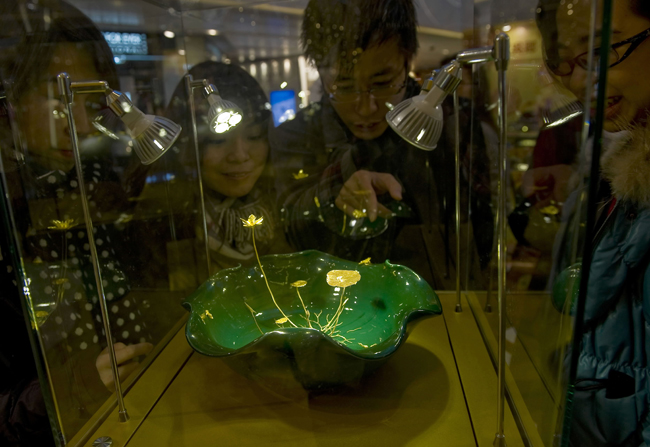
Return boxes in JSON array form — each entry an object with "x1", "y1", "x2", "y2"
[
  {"x1": 200, "y1": 309, "x2": 214, "y2": 323},
  {"x1": 293, "y1": 169, "x2": 309, "y2": 180},
  {"x1": 540, "y1": 205, "x2": 559, "y2": 216},
  {"x1": 241, "y1": 214, "x2": 264, "y2": 227},
  {"x1": 48, "y1": 219, "x2": 76, "y2": 230},
  {"x1": 359, "y1": 257, "x2": 371, "y2": 265},
  {"x1": 326, "y1": 270, "x2": 361, "y2": 288},
  {"x1": 352, "y1": 209, "x2": 367, "y2": 219},
  {"x1": 291, "y1": 280, "x2": 307, "y2": 288},
  {"x1": 314, "y1": 196, "x2": 321, "y2": 208}
]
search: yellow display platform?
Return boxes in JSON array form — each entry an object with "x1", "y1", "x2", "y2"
[{"x1": 75, "y1": 293, "x2": 526, "y2": 447}]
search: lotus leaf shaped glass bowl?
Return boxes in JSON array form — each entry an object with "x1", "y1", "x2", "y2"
[{"x1": 183, "y1": 250, "x2": 441, "y2": 391}]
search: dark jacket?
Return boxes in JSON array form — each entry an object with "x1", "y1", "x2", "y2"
[
  {"x1": 269, "y1": 79, "x2": 493, "y2": 285},
  {"x1": 555, "y1": 130, "x2": 650, "y2": 446}
]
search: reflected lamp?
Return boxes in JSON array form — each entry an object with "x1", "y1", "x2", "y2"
[{"x1": 538, "y1": 68, "x2": 583, "y2": 128}]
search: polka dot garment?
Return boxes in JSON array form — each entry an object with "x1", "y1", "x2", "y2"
[{"x1": 15, "y1": 156, "x2": 154, "y2": 351}]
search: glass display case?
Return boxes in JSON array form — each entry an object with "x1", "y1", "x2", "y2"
[{"x1": 3, "y1": 0, "x2": 643, "y2": 446}]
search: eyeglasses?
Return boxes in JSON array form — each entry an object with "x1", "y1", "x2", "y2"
[
  {"x1": 326, "y1": 69, "x2": 407, "y2": 104},
  {"x1": 546, "y1": 26, "x2": 650, "y2": 76}
]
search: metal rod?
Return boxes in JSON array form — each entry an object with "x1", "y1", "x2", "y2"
[
  {"x1": 454, "y1": 90, "x2": 463, "y2": 313},
  {"x1": 493, "y1": 32, "x2": 510, "y2": 447},
  {"x1": 57, "y1": 73, "x2": 129, "y2": 423},
  {"x1": 70, "y1": 80, "x2": 110, "y2": 95},
  {"x1": 185, "y1": 74, "x2": 212, "y2": 276},
  {"x1": 457, "y1": 46, "x2": 494, "y2": 64},
  {"x1": 465, "y1": 64, "x2": 476, "y2": 294}
]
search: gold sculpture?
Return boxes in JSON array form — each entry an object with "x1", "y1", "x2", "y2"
[{"x1": 240, "y1": 215, "x2": 364, "y2": 344}]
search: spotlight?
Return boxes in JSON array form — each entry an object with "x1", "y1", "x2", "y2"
[
  {"x1": 105, "y1": 90, "x2": 182, "y2": 164},
  {"x1": 201, "y1": 83, "x2": 243, "y2": 134},
  {"x1": 57, "y1": 75, "x2": 182, "y2": 164},
  {"x1": 387, "y1": 36, "x2": 510, "y2": 151},
  {"x1": 386, "y1": 61, "x2": 461, "y2": 150}
]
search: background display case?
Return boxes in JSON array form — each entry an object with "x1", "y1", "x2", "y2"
[{"x1": 0, "y1": 0, "x2": 616, "y2": 446}]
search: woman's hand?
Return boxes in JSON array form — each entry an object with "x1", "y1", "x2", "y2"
[
  {"x1": 335, "y1": 170, "x2": 403, "y2": 222},
  {"x1": 96, "y1": 342, "x2": 153, "y2": 391}
]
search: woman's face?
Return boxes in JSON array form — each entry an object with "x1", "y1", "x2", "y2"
[
  {"x1": 555, "y1": 0, "x2": 650, "y2": 131},
  {"x1": 201, "y1": 120, "x2": 268, "y2": 198},
  {"x1": 16, "y1": 43, "x2": 102, "y2": 172}
]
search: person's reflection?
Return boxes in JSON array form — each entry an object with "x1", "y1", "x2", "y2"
[
  {"x1": 0, "y1": 0, "x2": 150, "y2": 440},
  {"x1": 537, "y1": 0, "x2": 650, "y2": 445},
  {"x1": 164, "y1": 61, "x2": 291, "y2": 281},
  {"x1": 270, "y1": 0, "x2": 465, "y2": 287}
]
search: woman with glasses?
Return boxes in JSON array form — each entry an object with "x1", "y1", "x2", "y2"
[{"x1": 537, "y1": 0, "x2": 650, "y2": 445}]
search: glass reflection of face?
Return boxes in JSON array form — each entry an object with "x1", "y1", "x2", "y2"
[
  {"x1": 555, "y1": 0, "x2": 650, "y2": 131},
  {"x1": 16, "y1": 43, "x2": 102, "y2": 172},
  {"x1": 320, "y1": 38, "x2": 408, "y2": 140},
  {"x1": 201, "y1": 119, "x2": 268, "y2": 198}
]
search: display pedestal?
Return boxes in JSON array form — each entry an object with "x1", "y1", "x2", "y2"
[{"x1": 71, "y1": 292, "x2": 527, "y2": 447}]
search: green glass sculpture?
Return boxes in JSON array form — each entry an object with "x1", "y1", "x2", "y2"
[{"x1": 183, "y1": 216, "x2": 441, "y2": 390}]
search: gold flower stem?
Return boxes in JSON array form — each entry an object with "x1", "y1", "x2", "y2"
[
  {"x1": 56, "y1": 231, "x2": 69, "y2": 306},
  {"x1": 323, "y1": 287, "x2": 346, "y2": 334},
  {"x1": 251, "y1": 227, "x2": 297, "y2": 327},
  {"x1": 295, "y1": 289, "x2": 312, "y2": 328},
  {"x1": 342, "y1": 204, "x2": 347, "y2": 234},
  {"x1": 244, "y1": 302, "x2": 264, "y2": 334}
]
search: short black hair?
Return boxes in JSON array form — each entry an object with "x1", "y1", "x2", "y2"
[{"x1": 301, "y1": 0, "x2": 418, "y2": 70}]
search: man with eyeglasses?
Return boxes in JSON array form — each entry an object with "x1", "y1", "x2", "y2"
[{"x1": 269, "y1": 0, "x2": 459, "y2": 276}]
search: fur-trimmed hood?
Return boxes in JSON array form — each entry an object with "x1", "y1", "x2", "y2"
[{"x1": 601, "y1": 126, "x2": 650, "y2": 208}]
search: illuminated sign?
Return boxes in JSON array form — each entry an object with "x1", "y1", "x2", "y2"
[{"x1": 103, "y1": 32, "x2": 148, "y2": 55}]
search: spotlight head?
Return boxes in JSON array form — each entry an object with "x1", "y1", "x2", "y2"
[
  {"x1": 202, "y1": 84, "x2": 243, "y2": 134},
  {"x1": 386, "y1": 61, "x2": 462, "y2": 151},
  {"x1": 386, "y1": 96, "x2": 444, "y2": 150},
  {"x1": 538, "y1": 69, "x2": 583, "y2": 128},
  {"x1": 106, "y1": 90, "x2": 182, "y2": 164}
]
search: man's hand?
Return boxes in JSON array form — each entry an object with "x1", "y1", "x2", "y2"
[
  {"x1": 335, "y1": 170, "x2": 403, "y2": 222},
  {"x1": 521, "y1": 164, "x2": 575, "y2": 210},
  {"x1": 96, "y1": 342, "x2": 153, "y2": 391}
]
